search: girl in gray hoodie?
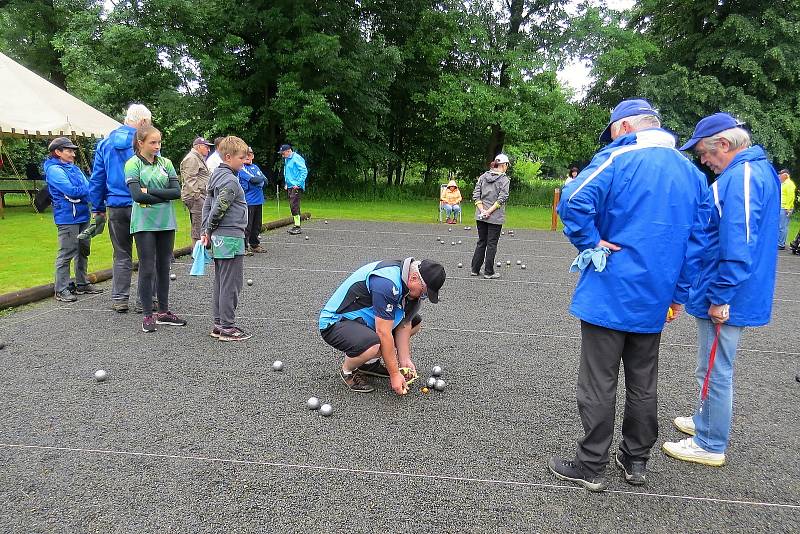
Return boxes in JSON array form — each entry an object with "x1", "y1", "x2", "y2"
[{"x1": 470, "y1": 155, "x2": 511, "y2": 278}]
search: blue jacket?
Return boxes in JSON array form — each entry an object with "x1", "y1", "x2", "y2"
[
  {"x1": 319, "y1": 261, "x2": 407, "y2": 331},
  {"x1": 685, "y1": 146, "x2": 779, "y2": 327},
  {"x1": 283, "y1": 152, "x2": 308, "y2": 190},
  {"x1": 44, "y1": 157, "x2": 91, "y2": 225},
  {"x1": 558, "y1": 128, "x2": 709, "y2": 333},
  {"x1": 88, "y1": 124, "x2": 136, "y2": 211},
  {"x1": 238, "y1": 163, "x2": 266, "y2": 205}
]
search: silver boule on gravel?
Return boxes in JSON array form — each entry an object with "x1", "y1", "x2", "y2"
[
  {"x1": 94, "y1": 369, "x2": 107, "y2": 382},
  {"x1": 307, "y1": 397, "x2": 321, "y2": 410},
  {"x1": 305, "y1": 235, "x2": 309, "y2": 240},
  {"x1": 516, "y1": 260, "x2": 522, "y2": 265},
  {"x1": 320, "y1": 403, "x2": 333, "y2": 417},
  {"x1": 521, "y1": 264, "x2": 527, "y2": 269},
  {"x1": 434, "y1": 379, "x2": 446, "y2": 392},
  {"x1": 325, "y1": 220, "x2": 328, "y2": 224},
  {"x1": 426, "y1": 376, "x2": 437, "y2": 388},
  {"x1": 457, "y1": 262, "x2": 463, "y2": 268},
  {"x1": 451, "y1": 241, "x2": 455, "y2": 246},
  {"x1": 169, "y1": 273, "x2": 176, "y2": 281},
  {"x1": 496, "y1": 262, "x2": 502, "y2": 267},
  {"x1": 506, "y1": 260, "x2": 511, "y2": 265},
  {"x1": 431, "y1": 365, "x2": 443, "y2": 377},
  {"x1": 457, "y1": 240, "x2": 462, "y2": 244},
  {"x1": 247, "y1": 279, "x2": 254, "y2": 286},
  {"x1": 272, "y1": 360, "x2": 284, "y2": 371}
]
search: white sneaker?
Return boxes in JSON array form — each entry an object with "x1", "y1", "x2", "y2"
[
  {"x1": 662, "y1": 437, "x2": 725, "y2": 467},
  {"x1": 673, "y1": 416, "x2": 696, "y2": 436}
]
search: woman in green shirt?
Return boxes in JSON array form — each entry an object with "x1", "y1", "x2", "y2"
[{"x1": 125, "y1": 125, "x2": 186, "y2": 332}]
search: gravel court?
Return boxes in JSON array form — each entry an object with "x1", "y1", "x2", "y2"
[{"x1": 1, "y1": 219, "x2": 798, "y2": 532}]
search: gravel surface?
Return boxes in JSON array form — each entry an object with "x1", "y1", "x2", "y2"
[{"x1": 1, "y1": 219, "x2": 798, "y2": 533}]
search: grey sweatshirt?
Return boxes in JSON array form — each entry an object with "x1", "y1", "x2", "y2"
[
  {"x1": 472, "y1": 170, "x2": 510, "y2": 225},
  {"x1": 201, "y1": 163, "x2": 248, "y2": 238}
]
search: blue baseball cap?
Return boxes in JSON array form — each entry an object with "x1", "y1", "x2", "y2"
[
  {"x1": 679, "y1": 113, "x2": 745, "y2": 151},
  {"x1": 277, "y1": 144, "x2": 292, "y2": 153},
  {"x1": 599, "y1": 99, "x2": 661, "y2": 143}
]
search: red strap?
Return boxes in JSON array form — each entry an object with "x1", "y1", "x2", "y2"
[{"x1": 701, "y1": 323, "x2": 722, "y2": 401}]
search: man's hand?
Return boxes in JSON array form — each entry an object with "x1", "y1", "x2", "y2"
[
  {"x1": 390, "y1": 372, "x2": 408, "y2": 395},
  {"x1": 597, "y1": 239, "x2": 621, "y2": 252},
  {"x1": 709, "y1": 304, "x2": 730, "y2": 324},
  {"x1": 200, "y1": 233, "x2": 210, "y2": 247},
  {"x1": 666, "y1": 302, "x2": 683, "y2": 323}
]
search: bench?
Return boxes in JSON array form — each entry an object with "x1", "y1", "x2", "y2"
[{"x1": 0, "y1": 178, "x2": 46, "y2": 218}]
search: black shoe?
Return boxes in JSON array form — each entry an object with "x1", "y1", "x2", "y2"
[
  {"x1": 614, "y1": 450, "x2": 646, "y2": 486},
  {"x1": 54, "y1": 289, "x2": 77, "y2": 303},
  {"x1": 340, "y1": 369, "x2": 374, "y2": 393},
  {"x1": 358, "y1": 360, "x2": 390, "y2": 378},
  {"x1": 76, "y1": 284, "x2": 103, "y2": 295},
  {"x1": 111, "y1": 300, "x2": 129, "y2": 313},
  {"x1": 287, "y1": 226, "x2": 302, "y2": 235},
  {"x1": 548, "y1": 455, "x2": 607, "y2": 492}
]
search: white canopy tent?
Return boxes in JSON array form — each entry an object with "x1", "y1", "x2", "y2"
[{"x1": 0, "y1": 52, "x2": 120, "y2": 139}]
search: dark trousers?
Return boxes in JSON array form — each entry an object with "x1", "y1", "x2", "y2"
[
  {"x1": 575, "y1": 321, "x2": 661, "y2": 476},
  {"x1": 212, "y1": 255, "x2": 244, "y2": 328},
  {"x1": 133, "y1": 230, "x2": 175, "y2": 316},
  {"x1": 246, "y1": 205, "x2": 263, "y2": 247},
  {"x1": 287, "y1": 187, "x2": 302, "y2": 218},
  {"x1": 107, "y1": 206, "x2": 135, "y2": 301},
  {"x1": 470, "y1": 220, "x2": 502, "y2": 275}
]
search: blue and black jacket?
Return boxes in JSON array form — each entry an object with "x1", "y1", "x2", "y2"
[
  {"x1": 88, "y1": 124, "x2": 136, "y2": 211},
  {"x1": 238, "y1": 163, "x2": 266, "y2": 206},
  {"x1": 319, "y1": 261, "x2": 408, "y2": 331},
  {"x1": 44, "y1": 157, "x2": 91, "y2": 225}
]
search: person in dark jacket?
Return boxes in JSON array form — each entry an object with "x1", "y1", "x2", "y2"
[
  {"x1": 124, "y1": 125, "x2": 185, "y2": 333},
  {"x1": 238, "y1": 147, "x2": 267, "y2": 254},
  {"x1": 45, "y1": 137, "x2": 103, "y2": 302},
  {"x1": 470, "y1": 154, "x2": 511, "y2": 279},
  {"x1": 202, "y1": 136, "x2": 251, "y2": 341},
  {"x1": 88, "y1": 103, "x2": 152, "y2": 313}
]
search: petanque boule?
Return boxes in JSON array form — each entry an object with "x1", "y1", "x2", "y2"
[
  {"x1": 169, "y1": 273, "x2": 176, "y2": 281},
  {"x1": 320, "y1": 404, "x2": 333, "y2": 417},
  {"x1": 305, "y1": 235, "x2": 309, "y2": 240},
  {"x1": 521, "y1": 264, "x2": 527, "y2": 269},
  {"x1": 448, "y1": 228, "x2": 452, "y2": 232},
  {"x1": 307, "y1": 397, "x2": 321, "y2": 410},
  {"x1": 451, "y1": 241, "x2": 455, "y2": 246},
  {"x1": 506, "y1": 260, "x2": 511, "y2": 265},
  {"x1": 457, "y1": 240, "x2": 462, "y2": 244},
  {"x1": 431, "y1": 365, "x2": 443, "y2": 377},
  {"x1": 457, "y1": 262, "x2": 463, "y2": 268},
  {"x1": 516, "y1": 260, "x2": 521, "y2": 265},
  {"x1": 497, "y1": 262, "x2": 502, "y2": 267},
  {"x1": 464, "y1": 226, "x2": 468, "y2": 230},
  {"x1": 94, "y1": 369, "x2": 107, "y2": 382},
  {"x1": 247, "y1": 279, "x2": 254, "y2": 286},
  {"x1": 325, "y1": 220, "x2": 328, "y2": 224},
  {"x1": 501, "y1": 231, "x2": 504, "y2": 235},
  {"x1": 426, "y1": 376, "x2": 437, "y2": 388},
  {"x1": 434, "y1": 379, "x2": 446, "y2": 392},
  {"x1": 272, "y1": 360, "x2": 284, "y2": 371}
]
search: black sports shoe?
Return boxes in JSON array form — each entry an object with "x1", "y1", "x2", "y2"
[
  {"x1": 548, "y1": 455, "x2": 607, "y2": 492},
  {"x1": 358, "y1": 360, "x2": 390, "y2": 378},
  {"x1": 615, "y1": 450, "x2": 646, "y2": 486},
  {"x1": 339, "y1": 369, "x2": 374, "y2": 393},
  {"x1": 287, "y1": 226, "x2": 302, "y2": 235},
  {"x1": 76, "y1": 284, "x2": 103, "y2": 295}
]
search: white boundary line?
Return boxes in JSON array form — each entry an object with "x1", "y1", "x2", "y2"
[
  {"x1": 45, "y1": 307, "x2": 800, "y2": 356},
  {"x1": 0, "y1": 442, "x2": 797, "y2": 510}
]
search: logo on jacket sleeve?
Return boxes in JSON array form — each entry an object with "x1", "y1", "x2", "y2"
[
  {"x1": 385, "y1": 304, "x2": 393, "y2": 313},
  {"x1": 392, "y1": 286, "x2": 399, "y2": 296}
]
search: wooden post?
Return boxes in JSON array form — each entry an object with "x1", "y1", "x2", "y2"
[{"x1": 551, "y1": 188, "x2": 561, "y2": 231}]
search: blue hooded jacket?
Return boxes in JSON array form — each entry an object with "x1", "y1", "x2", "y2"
[
  {"x1": 238, "y1": 163, "x2": 266, "y2": 205},
  {"x1": 685, "y1": 146, "x2": 779, "y2": 327},
  {"x1": 558, "y1": 128, "x2": 709, "y2": 333},
  {"x1": 44, "y1": 157, "x2": 91, "y2": 225},
  {"x1": 88, "y1": 124, "x2": 136, "y2": 211},
  {"x1": 283, "y1": 152, "x2": 308, "y2": 190}
]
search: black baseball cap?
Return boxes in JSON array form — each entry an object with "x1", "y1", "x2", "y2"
[
  {"x1": 48, "y1": 137, "x2": 79, "y2": 152},
  {"x1": 419, "y1": 260, "x2": 446, "y2": 304},
  {"x1": 278, "y1": 144, "x2": 292, "y2": 153}
]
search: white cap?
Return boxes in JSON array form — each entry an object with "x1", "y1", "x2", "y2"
[{"x1": 494, "y1": 153, "x2": 510, "y2": 164}]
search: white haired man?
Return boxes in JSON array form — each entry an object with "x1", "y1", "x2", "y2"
[
  {"x1": 550, "y1": 99, "x2": 709, "y2": 491},
  {"x1": 88, "y1": 103, "x2": 153, "y2": 313},
  {"x1": 663, "y1": 113, "x2": 779, "y2": 467}
]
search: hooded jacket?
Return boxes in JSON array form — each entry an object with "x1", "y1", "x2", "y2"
[
  {"x1": 440, "y1": 180, "x2": 462, "y2": 205},
  {"x1": 238, "y1": 163, "x2": 266, "y2": 205},
  {"x1": 558, "y1": 128, "x2": 709, "y2": 333},
  {"x1": 685, "y1": 146, "x2": 779, "y2": 327},
  {"x1": 201, "y1": 163, "x2": 248, "y2": 238},
  {"x1": 88, "y1": 124, "x2": 136, "y2": 211},
  {"x1": 473, "y1": 170, "x2": 510, "y2": 225},
  {"x1": 44, "y1": 157, "x2": 91, "y2": 225}
]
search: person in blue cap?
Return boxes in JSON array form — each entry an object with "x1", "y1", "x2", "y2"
[
  {"x1": 662, "y1": 113, "x2": 780, "y2": 467},
  {"x1": 278, "y1": 143, "x2": 307, "y2": 235},
  {"x1": 549, "y1": 99, "x2": 709, "y2": 491}
]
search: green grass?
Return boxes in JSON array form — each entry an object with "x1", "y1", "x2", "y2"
[{"x1": 1, "y1": 193, "x2": 797, "y2": 294}]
